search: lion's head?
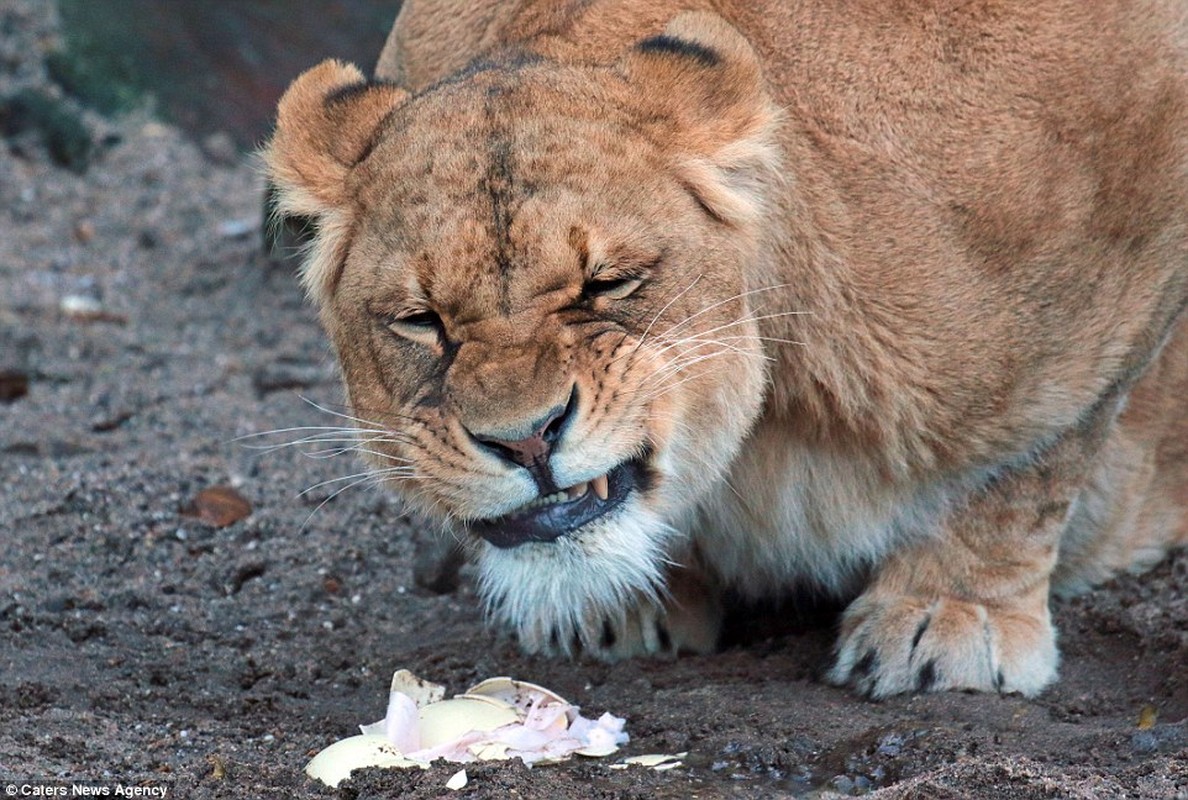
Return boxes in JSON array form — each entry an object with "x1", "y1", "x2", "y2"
[{"x1": 265, "y1": 13, "x2": 783, "y2": 653}]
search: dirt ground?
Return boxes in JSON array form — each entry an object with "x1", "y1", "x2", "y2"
[{"x1": 1, "y1": 2, "x2": 1186, "y2": 798}]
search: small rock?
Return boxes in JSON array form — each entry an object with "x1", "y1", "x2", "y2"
[
  {"x1": 207, "y1": 754, "x2": 227, "y2": 781},
  {"x1": 0, "y1": 88, "x2": 94, "y2": 173},
  {"x1": 1137, "y1": 704, "x2": 1158, "y2": 730},
  {"x1": 875, "y1": 733, "x2": 904, "y2": 757},
  {"x1": 217, "y1": 218, "x2": 256, "y2": 239},
  {"x1": 73, "y1": 219, "x2": 95, "y2": 243},
  {"x1": 182, "y1": 485, "x2": 253, "y2": 528},
  {"x1": 0, "y1": 370, "x2": 29, "y2": 402},
  {"x1": 1131, "y1": 731, "x2": 1160, "y2": 754},
  {"x1": 141, "y1": 121, "x2": 170, "y2": 138},
  {"x1": 201, "y1": 131, "x2": 239, "y2": 166},
  {"x1": 60, "y1": 293, "x2": 103, "y2": 317},
  {"x1": 830, "y1": 775, "x2": 855, "y2": 793},
  {"x1": 60, "y1": 293, "x2": 102, "y2": 316},
  {"x1": 60, "y1": 293, "x2": 127, "y2": 324}
]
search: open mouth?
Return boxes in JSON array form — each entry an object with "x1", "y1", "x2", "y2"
[{"x1": 470, "y1": 456, "x2": 649, "y2": 548}]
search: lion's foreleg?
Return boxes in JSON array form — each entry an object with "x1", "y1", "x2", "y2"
[{"x1": 828, "y1": 400, "x2": 1123, "y2": 698}]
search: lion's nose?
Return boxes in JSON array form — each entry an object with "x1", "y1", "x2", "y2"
[{"x1": 467, "y1": 387, "x2": 576, "y2": 469}]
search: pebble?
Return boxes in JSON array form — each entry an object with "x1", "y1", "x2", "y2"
[
  {"x1": 0, "y1": 369, "x2": 29, "y2": 402},
  {"x1": 217, "y1": 217, "x2": 256, "y2": 239}
]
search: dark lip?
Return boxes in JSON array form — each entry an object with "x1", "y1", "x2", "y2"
[{"x1": 469, "y1": 456, "x2": 648, "y2": 549}]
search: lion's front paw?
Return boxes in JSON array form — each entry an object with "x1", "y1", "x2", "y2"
[
  {"x1": 514, "y1": 601, "x2": 690, "y2": 660},
  {"x1": 514, "y1": 575, "x2": 723, "y2": 661},
  {"x1": 827, "y1": 589, "x2": 1057, "y2": 698},
  {"x1": 587, "y1": 602, "x2": 683, "y2": 660}
]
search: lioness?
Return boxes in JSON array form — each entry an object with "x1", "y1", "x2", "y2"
[{"x1": 265, "y1": 0, "x2": 1188, "y2": 697}]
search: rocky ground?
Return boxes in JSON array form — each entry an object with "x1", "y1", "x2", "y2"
[{"x1": 1, "y1": 2, "x2": 1185, "y2": 797}]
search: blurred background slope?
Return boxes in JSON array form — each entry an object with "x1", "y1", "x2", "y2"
[{"x1": 51, "y1": 0, "x2": 399, "y2": 150}]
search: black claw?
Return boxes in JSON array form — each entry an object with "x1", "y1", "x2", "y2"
[
  {"x1": 916, "y1": 658, "x2": 939, "y2": 692},
  {"x1": 549, "y1": 627, "x2": 560, "y2": 651},
  {"x1": 853, "y1": 649, "x2": 878, "y2": 679},
  {"x1": 910, "y1": 614, "x2": 932, "y2": 653},
  {"x1": 601, "y1": 619, "x2": 617, "y2": 649},
  {"x1": 656, "y1": 622, "x2": 672, "y2": 652},
  {"x1": 571, "y1": 630, "x2": 583, "y2": 655},
  {"x1": 995, "y1": 669, "x2": 1006, "y2": 692}
]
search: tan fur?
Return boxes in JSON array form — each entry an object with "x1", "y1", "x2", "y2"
[{"x1": 266, "y1": 0, "x2": 1188, "y2": 697}]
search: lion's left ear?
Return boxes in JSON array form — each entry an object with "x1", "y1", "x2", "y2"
[
  {"x1": 621, "y1": 13, "x2": 782, "y2": 228},
  {"x1": 264, "y1": 60, "x2": 408, "y2": 301}
]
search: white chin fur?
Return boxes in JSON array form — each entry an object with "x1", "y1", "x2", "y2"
[{"x1": 477, "y1": 500, "x2": 677, "y2": 655}]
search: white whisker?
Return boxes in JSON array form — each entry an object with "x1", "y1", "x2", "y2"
[
  {"x1": 298, "y1": 466, "x2": 416, "y2": 497},
  {"x1": 650, "y1": 310, "x2": 807, "y2": 360},
  {"x1": 630, "y1": 274, "x2": 705, "y2": 357},
  {"x1": 652, "y1": 284, "x2": 807, "y2": 340},
  {"x1": 299, "y1": 473, "x2": 377, "y2": 532}
]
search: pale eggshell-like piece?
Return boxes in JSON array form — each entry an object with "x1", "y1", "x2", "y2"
[
  {"x1": 574, "y1": 740, "x2": 621, "y2": 758},
  {"x1": 468, "y1": 742, "x2": 512, "y2": 761},
  {"x1": 621, "y1": 752, "x2": 687, "y2": 769},
  {"x1": 417, "y1": 697, "x2": 519, "y2": 750},
  {"x1": 445, "y1": 768, "x2": 468, "y2": 790},
  {"x1": 359, "y1": 690, "x2": 420, "y2": 752},
  {"x1": 570, "y1": 712, "x2": 630, "y2": 757},
  {"x1": 304, "y1": 735, "x2": 426, "y2": 788},
  {"x1": 464, "y1": 677, "x2": 571, "y2": 713},
  {"x1": 458, "y1": 691, "x2": 568, "y2": 737},
  {"x1": 390, "y1": 669, "x2": 446, "y2": 708},
  {"x1": 451, "y1": 693, "x2": 521, "y2": 711}
]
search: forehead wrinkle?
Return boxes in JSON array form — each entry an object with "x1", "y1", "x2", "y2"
[
  {"x1": 369, "y1": 71, "x2": 668, "y2": 321},
  {"x1": 475, "y1": 72, "x2": 599, "y2": 311},
  {"x1": 479, "y1": 110, "x2": 523, "y2": 314},
  {"x1": 498, "y1": 195, "x2": 587, "y2": 310},
  {"x1": 418, "y1": 214, "x2": 505, "y2": 321},
  {"x1": 402, "y1": 251, "x2": 431, "y2": 302}
]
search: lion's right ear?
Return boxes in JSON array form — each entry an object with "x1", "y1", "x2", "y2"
[
  {"x1": 263, "y1": 60, "x2": 407, "y2": 301},
  {"x1": 266, "y1": 59, "x2": 406, "y2": 213}
]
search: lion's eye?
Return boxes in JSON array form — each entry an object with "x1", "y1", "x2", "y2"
[
  {"x1": 584, "y1": 275, "x2": 644, "y2": 300},
  {"x1": 384, "y1": 309, "x2": 444, "y2": 343}
]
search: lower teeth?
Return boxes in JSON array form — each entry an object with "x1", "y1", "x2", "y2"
[
  {"x1": 514, "y1": 474, "x2": 608, "y2": 514},
  {"x1": 521, "y1": 491, "x2": 566, "y2": 511}
]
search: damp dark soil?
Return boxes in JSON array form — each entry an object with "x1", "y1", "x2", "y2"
[{"x1": 1, "y1": 2, "x2": 1185, "y2": 798}]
